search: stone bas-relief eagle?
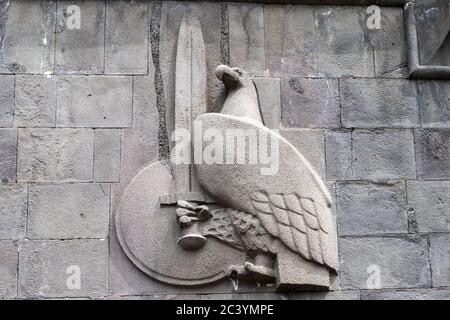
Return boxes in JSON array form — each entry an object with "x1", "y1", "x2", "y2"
[{"x1": 177, "y1": 65, "x2": 338, "y2": 281}]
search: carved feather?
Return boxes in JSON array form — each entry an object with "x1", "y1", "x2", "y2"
[
  {"x1": 250, "y1": 190, "x2": 338, "y2": 271},
  {"x1": 202, "y1": 208, "x2": 244, "y2": 251}
]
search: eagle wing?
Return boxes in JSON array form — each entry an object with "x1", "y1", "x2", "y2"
[
  {"x1": 194, "y1": 112, "x2": 338, "y2": 272},
  {"x1": 250, "y1": 190, "x2": 338, "y2": 272}
]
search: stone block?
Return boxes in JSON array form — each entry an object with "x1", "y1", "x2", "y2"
[
  {"x1": 361, "y1": 289, "x2": 450, "y2": 300},
  {"x1": 110, "y1": 75, "x2": 159, "y2": 277},
  {"x1": 0, "y1": 1, "x2": 55, "y2": 74},
  {"x1": 430, "y1": 234, "x2": 450, "y2": 287},
  {"x1": 0, "y1": 129, "x2": 17, "y2": 183},
  {"x1": 0, "y1": 184, "x2": 27, "y2": 240},
  {"x1": 0, "y1": 241, "x2": 17, "y2": 297},
  {"x1": 407, "y1": 181, "x2": 450, "y2": 233},
  {"x1": 315, "y1": 6, "x2": 373, "y2": 77},
  {"x1": 28, "y1": 184, "x2": 110, "y2": 239},
  {"x1": 281, "y1": 129, "x2": 325, "y2": 177},
  {"x1": 336, "y1": 181, "x2": 408, "y2": 236},
  {"x1": 203, "y1": 293, "x2": 287, "y2": 300},
  {"x1": 290, "y1": 290, "x2": 360, "y2": 300},
  {"x1": 264, "y1": 5, "x2": 316, "y2": 77},
  {"x1": 14, "y1": 75, "x2": 57, "y2": 127},
  {"x1": 339, "y1": 236, "x2": 431, "y2": 289},
  {"x1": 18, "y1": 240, "x2": 108, "y2": 298},
  {"x1": 0, "y1": 76, "x2": 14, "y2": 127},
  {"x1": 55, "y1": 1, "x2": 105, "y2": 74},
  {"x1": 119, "y1": 76, "x2": 159, "y2": 186},
  {"x1": 372, "y1": 7, "x2": 408, "y2": 78},
  {"x1": 325, "y1": 130, "x2": 352, "y2": 180},
  {"x1": 419, "y1": 81, "x2": 450, "y2": 128},
  {"x1": 281, "y1": 77, "x2": 340, "y2": 128},
  {"x1": 252, "y1": 78, "x2": 280, "y2": 129},
  {"x1": 94, "y1": 129, "x2": 121, "y2": 183},
  {"x1": 106, "y1": 294, "x2": 205, "y2": 300},
  {"x1": 229, "y1": 3, "x2": 265, "y2": 76},
  {"x1": 415, "y1": 129, "x2": 450, "y2": 179},
  {"x1": 105, "y1": 0, "x2": 148, "y2": 74},
  {"x1": 56, "y1": 76, "x2": 133, "y2": 128},
  {"x1": 17, "y1": 128, "x2": 94, "y2": 182},
  {"x1": 340, "y1": 79, "x2": 419, "y2": 128},
  {"x1": 352, "y1": 129, "x2": 416, "y2": 180}
]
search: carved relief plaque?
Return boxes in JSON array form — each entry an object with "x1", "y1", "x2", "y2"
[{"x1": 116, "y1": 12, "x2": 338, "y2": 291}]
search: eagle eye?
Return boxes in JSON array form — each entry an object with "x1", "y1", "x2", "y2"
[{"x1": 233, "y1": 68, "x2": 243, "y2": 77}]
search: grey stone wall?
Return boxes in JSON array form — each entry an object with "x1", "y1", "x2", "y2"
[{"x1": 0, "y1": 0, "x2": 449, "y2": 300}]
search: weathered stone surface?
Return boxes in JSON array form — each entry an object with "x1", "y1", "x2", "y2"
[
  {"x1": 56, "y1": 76, "x2": 133, "y2": 128},
  {"x1": 337, "y1": 181, "x2": 408, "y2": 236},
  {"x1": 14, "y1": 75, "x2": 57, "y2": 127},
  {"x1": 105, "y1": 0, "x2": 148, "y2": 74},
  {"x1": 55, "y1": 1, "x2": 105, "y2": 74},
  {"x1": 0, "y1": 1, "x2": 55, "y2": 74},
  {"x1": 430, "y1": 234, "x2": 450, "y2": 287},
  {"x1": 332, "y1": 129, "x2": 415, "y2": 181},
  {"x1": 340, "y1": 79, "x2": 419, "y2": 128},
  {"x1": 339, "y1": 236, "x2": 431, "y2": 289},
  {"x1": 109, "y1": 222, "x2": 234, "y2": 296},
  {"x1": 419, "y1": 81, "x2": 450, "y2": 128},
  {"x1": 415, "y1": 0, "x2": 450, "y2": 65},
  {"x1": 0, "y1": 129, "x2": 17, "y2": 183},
  {"x1": 315, "y1": 6, "x2": 373, "y2": 77},
  {"x1": 264, "y1": 5, "x2": 316, "y2": 77},
  {"x1": 110, "y1": 74, "x2": 159, "y2": 295},
  {"x1": 325, "y1": 130, "x2": 352, "y2": 180},
  {"x1": 407, "y1": 181, "x2": 450, "y2": 233},
  {"x1": 372, "y1": 7, "x2": 408, "y2": 78},
  {"x1": 108, "y1": 292, "x2": 288, "y2": 300},
  {"x1": 28, "y1": 184, "x2": 109, "y2": 239},
  {"x1": 415, "y1": 129, "x2": 450, "y2": 179},
  {"x1": 17, "y1": 128, "x2": 94, "y2": 182},
  {"x1": 0, "y1": 0, "x2": 445, "y2": 301},
  {"x1": 94, "y1": 129, "x2": 121, "y2": 183},
  {"x1": 281, "y1": 129, "x2": 325, "y2": 177},
  {"x1": 253, "y1": 78, "x2": 281, "y2": 129},
  {"x1": 352, "y1": 130, "x2": 416, "y2": 180},
  {"x1": 202, "y1": 293, "x2": 288, "y2": 300},
  {"x1": 361, "y1": 289, "x2": 450, "y2": 300},
  {"x1": 19, "y1": 240, "x2": 108, "y2": 298},
  {"x1": 276, "y1": 248, "x2": 330, "y2": 290},
  {"x1": 0, "y1": 76, "x2": 14, "y2": 127},
  {"x1": 290, "y1": 290, "x2": 360, "y2": 300},
  {"x1": 0, "y1": 184, "x2": 27, "y2": 240},
  {"x1": 0, "y1": 241, "x2": 17, "y2": 297},
  {"x1": 281, "y1": 78, "x2": 340, "y2": 128},
  {"x1": 118, "y1": 76, "x2": 159, "y2": 186},
  {"x1": 229, "y1": 3, "x2": 265, "y2": 76}
]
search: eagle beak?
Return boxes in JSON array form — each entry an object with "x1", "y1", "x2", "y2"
[{"x1": 215, "y1": 65, "x2": 240, "y2": 89}]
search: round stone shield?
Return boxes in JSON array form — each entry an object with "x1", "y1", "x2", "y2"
[{"x1": 115, "y1": 161, "x2": 244, "y2": 286}]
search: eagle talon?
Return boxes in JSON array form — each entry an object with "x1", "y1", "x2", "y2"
[
  {"x1": 244, "y1": 261, "x2": 275, "y2": 278},
  {"x1": 226, "y1": 265, "x2": 249, "y2": 278},
  {"x1": 176, "y1": 201, "x2": 212, "y2": 228},
  {"x1": 226, "y1": 262, "x2": 275, "y2": 281}
]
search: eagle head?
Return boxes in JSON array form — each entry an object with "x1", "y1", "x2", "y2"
[{"x1": 215, "y1": 65, "x2": 253, "y2": 90}]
